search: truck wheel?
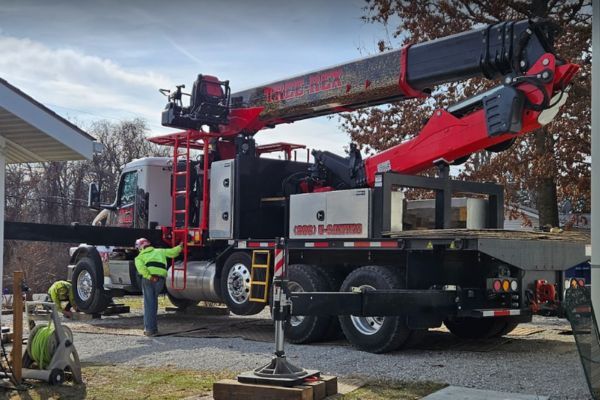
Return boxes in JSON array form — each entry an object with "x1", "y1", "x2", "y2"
[
  {"x1": 167, "y1": 292, "x2": 198, "y2": 310},
  {"x1": 339, "y1": 266, "x2": 412, "y2": 353},
  {"x1": 220, "y1": 252, "x2": 265, "y2": 315},
  {"x1": 71, "y1": 257, "x2": 111, "y2": 314},
  {"x1": 444, "y1": 317, "x2": 503, "y2": 339},
  {"x1": 313, "y1": 266, "x2": 344, "y2": 340},
  {"x1": 491, "y1": 318, "x2": 520, "y2": 337},
  {"x1": 285, "y1": 264, "x2": 337, "y2": 344}
]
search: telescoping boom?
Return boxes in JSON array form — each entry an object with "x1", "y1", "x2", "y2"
[{"x1": 159, "y1": 18, "x2": 577, "y2": 192}]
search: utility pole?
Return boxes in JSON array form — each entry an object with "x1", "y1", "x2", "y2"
[{"x1": 592, "y1": 1, "x2": 599, "y2": 323}]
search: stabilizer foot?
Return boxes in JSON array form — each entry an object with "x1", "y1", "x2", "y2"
[{"x1": 238, "y1": 355, "x2": 319, "y2": 387}]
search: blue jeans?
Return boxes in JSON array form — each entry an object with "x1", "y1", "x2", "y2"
[{"x1": 142, "y1": 277, "x2": 165, "y2": 333}]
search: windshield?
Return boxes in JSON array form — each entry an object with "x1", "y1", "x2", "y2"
[{"x1": 119, "y1": 171, "x2": 138, "y2": 205}]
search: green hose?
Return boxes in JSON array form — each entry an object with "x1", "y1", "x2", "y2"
[{"x1": 30, "y1": 324, "x2": 55, "y2": 369}]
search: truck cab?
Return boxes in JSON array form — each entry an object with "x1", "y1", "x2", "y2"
[
  {"x1": 92, "y1": 157, "x2": 173, "y2": 229},
  {"x1": 67, "y1": 157, "x2": 175, "y2": 313}
]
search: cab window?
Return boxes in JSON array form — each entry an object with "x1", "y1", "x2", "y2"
[{"x1": 119, "y1": 171, "x2": 138, "y2": 205}]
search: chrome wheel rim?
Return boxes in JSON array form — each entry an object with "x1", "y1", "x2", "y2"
[
  {"x1": 76, "y1": 270, "x2": 93, "y2": 301},
  {"x1": 350, "y1": 285, "x2": 384, "y2": 335},
  {"x1": 287, "y1": 281, "x2": 305, "y2": 327},
  {"x1": 227, "y1": 262, "x2": 251, "y2": 304}
]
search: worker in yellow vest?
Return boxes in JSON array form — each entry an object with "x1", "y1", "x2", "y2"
[
  {"x1": 47, "y1": 280, "x2": 77, "y2": 318},
  {"x1": 134, "y1": 238, "x2": 182, "y2": 336}
]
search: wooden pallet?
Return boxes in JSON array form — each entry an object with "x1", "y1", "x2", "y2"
[{"x1": 213, "y1": 375, "x2": 337, "y2": 400}]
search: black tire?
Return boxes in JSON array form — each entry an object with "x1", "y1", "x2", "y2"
[
  {"x1": 71, "y1": 256, "x2": 111, "y2": 314},
  {"x1": 285, "y1": 264, "x2": 337, "y2": 344},
  {"x1": 220, "y1": 252, "x2": 265, "y2": 315},
  {"x1": 444, "y1": 317, "x2": 505, "y2": 339},
  {"x1": 312, "y1": 266, "x2": 344, "y2": 341},
  {"x1": 491, "y1": 318, "x2": 520, "y2": 337},
  {"x1": 167, "y1": 292, "x2": 198, "y2": 310},
  {"x1": 339, "y1": 266, "x2": 412, "y2": 353}
]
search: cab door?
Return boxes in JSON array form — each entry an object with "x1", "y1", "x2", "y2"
[{"x1": 116, "y1": 170, "x2": 138, "y2": 228}]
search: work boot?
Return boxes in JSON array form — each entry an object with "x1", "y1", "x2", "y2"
[{"x1": 143, "y1": 330, "x2": 158, "y2": 337}]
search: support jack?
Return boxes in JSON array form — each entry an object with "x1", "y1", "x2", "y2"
[{"x1": 237, "y1": 243, "x2": 319, "y2": 387}]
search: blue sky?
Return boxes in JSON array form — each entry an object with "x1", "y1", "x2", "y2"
[{"x1": 0, "y1": 0, "x2": 395, "y2": 155}]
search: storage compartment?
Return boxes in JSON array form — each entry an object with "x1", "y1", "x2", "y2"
[
  {"x1": 234, "y1": 156, "x2": 310, "y2": 239},
  {"x1": 289, "y1": 189, "x2": 372, "y2": 239},
  {"x1": 209, "y1": 160, "x2": 234, "y2": 239}
]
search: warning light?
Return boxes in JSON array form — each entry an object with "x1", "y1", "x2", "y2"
[
  {"x1": 502, "y1": 279, "x2": 510, "y2": 292},
  {"x1": 510, "y1": 280, "x2": 518, "y2": 291},
  {"x1": 570, "y1": 279, "x2": 578, "y2": 289},
  {"x1": 577, "y1": 279, "x2": 585, "y2": 287},
  {"x1": 493, "y1": 280, "x2": 502, "y2": 292}
]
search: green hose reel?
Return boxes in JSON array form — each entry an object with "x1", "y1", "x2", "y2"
[{"x1": 27, "y1": 323, "x2": 74, "y2": 369}]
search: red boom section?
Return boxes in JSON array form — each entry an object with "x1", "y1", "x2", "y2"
[
  {"x1": 218, "y1": 47, "x2": 425, "y2": 136},
  {"x1": 362, "y1": 54, "x2": 579, "y2": 186}
]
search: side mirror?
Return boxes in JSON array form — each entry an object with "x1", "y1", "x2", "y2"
[{"x1": 88, "y1": 182, "x2": 101, "y2": 210}]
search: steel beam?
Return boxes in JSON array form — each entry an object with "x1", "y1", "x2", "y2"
[{"x1": 4, "y1": 221, "x2": 163, "y2": 247}]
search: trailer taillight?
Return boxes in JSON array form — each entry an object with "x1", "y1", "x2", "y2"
[
  {"x1": 569, "y1": 278, "x2": 586, "y2": 288},
  {"x1": 569, "y1": 278, "x2": 579, "y2": 289},
  {"x1": 488, "y1": 278, "x2": 518, "y2": 293},
  {"x1": 493, "y1": 280, "x2": 502, "y2": 292}
]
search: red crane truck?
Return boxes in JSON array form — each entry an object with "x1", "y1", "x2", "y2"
[{"x1": 6, "y1": 18, "x2": 588, "y2": 353}]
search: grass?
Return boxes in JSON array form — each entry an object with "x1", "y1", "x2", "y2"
[
  {"x1": 118, "y1": 295, "x2": 171, "y2": 311},
  {"x1": 3, "y1": 364, "x2": 234, "y2": 400},
  {"x1": 341, "y1": 379, "x2": 446, "y2": 400},
  {"x1": 2, "y1": 366, "x2": 445, "y2": 400}
]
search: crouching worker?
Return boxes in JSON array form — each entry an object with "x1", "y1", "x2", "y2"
[
  {"x1": 48, "y1": 280, "x2": 77, "y2": 318},
  {"x1": 134, "y1": 238, "x2": 182, "y2": 336}
]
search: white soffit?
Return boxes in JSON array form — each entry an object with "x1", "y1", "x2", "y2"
[{"x1": 0, "y1": 78, "x2": 100, "y2": 163}]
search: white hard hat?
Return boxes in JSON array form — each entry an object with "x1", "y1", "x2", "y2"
[{"x1": 135, "y1": 238, "x2": 150, "y2": 250}]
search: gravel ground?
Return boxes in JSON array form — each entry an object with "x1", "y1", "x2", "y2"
[{"x1": 68, "y1": 315, "x2": 590, "y2": 400}]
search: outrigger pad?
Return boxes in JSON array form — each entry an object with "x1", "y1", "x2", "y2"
[{"x1": 237, "y1": 356, "x2": 319, "y2": 387}]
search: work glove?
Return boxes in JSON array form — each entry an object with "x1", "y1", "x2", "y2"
[
  {"x1": 150, "y1": 275, "x2": 160, "y2": 283},
  {"x1": 62, "y1": 310, "x2": 73, "y2": 319}
]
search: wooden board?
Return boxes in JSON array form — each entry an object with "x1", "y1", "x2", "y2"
[
  {"x1": 103, "y1": 304, "x2": 130, "y2": 316},
  {"x1": 320, "y1": 376, "x2": 338, "y2": 397},
  {"x1": 213, "y1": 379, "x2": 312, "y2": 400},
  {"x1": 299, "y1": 380, "x2": 327, "y2": 400},
  {"x1": 385, "y1": 228, "x2": 590, "y2": 242}
]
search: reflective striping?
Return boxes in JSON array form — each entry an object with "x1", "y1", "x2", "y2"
[
  {"x1": 273, "y1": 249, "x2": 284, "y2": 277},
  {"x1": 480, "y1": 309, "x2": 521, "y2": 317},
  {"x1": 343, "y1": 241, "x2": 398, "y2": 248},
  {"x1": 574, "y1": 306, "x2": 591, "y2": 313},
  {"x1": 248, "y1": 241, "x2": 275, "y2": 248},
  {"x1": 305, "y1": 242, "x2": 329, "y2": 248}
]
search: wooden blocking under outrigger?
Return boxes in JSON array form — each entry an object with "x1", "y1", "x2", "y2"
[{"x1": 213, "y1": 375, "x2": 337, "y2": 400}]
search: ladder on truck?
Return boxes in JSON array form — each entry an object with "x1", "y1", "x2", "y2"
[
  {"x1": 170, "y1": 133, "x2": 191, "y2": 290},
  {"x1": 169, "y1": 131, "x2": 204, "y2": 291},
  {"x1": 151, "y1": 129, "x2": 216, "y2": 292}
]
